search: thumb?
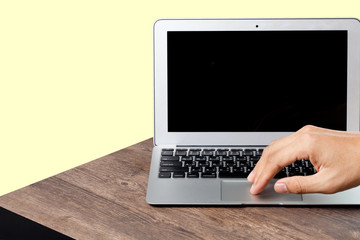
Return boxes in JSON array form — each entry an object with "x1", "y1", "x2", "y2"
[{"x1": 274, "y1": 174, "x2": 323, "y2": 194}]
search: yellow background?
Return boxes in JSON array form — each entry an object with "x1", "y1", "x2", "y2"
[{"x1": 0, "y1": 0, "x2": 359, "y2": 196}]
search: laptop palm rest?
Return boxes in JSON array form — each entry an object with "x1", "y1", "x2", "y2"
[{"x1": 221, "y1": 181, "x2": 303, "y2": 202}]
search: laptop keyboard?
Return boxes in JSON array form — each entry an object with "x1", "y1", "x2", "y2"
[{"x1": 158, "y1": 148, "x2": 316, "y2": 178}]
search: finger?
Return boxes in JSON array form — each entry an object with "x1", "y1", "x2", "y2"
[
  {"x1": 250, "y1": 125, "x2": 324, "y2": 194},
  {"x1": 250, "y1": 139, "x2": 310, "y2": 195},
  {"x1": 247, "y1": 170, "x2": 255, "y2": 182},
  {"x1": 274, "y1": 172, "x2": 325, "y2": 194},
  {"x1": 247, "y1": 131, "x2": 301, "y2": 183}
]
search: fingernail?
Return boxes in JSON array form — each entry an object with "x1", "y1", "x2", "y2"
[
  {"x1": 247, "y1": 171, "x2": 255, "y2": 182},
  {"x1": 250, "y1": 184, "x2": 255, "y2": 194},
  {"x1": 275, "y1": 182, "x2": 288, "y2": 193}
]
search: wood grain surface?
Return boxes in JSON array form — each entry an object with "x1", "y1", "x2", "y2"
[{"x1": 1, "y1": 138, "x2": 360, "y2": 240}]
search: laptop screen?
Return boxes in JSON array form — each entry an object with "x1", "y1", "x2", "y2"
[{"x1": 167, "y1": 31, "x2": 348, "y2": 132}]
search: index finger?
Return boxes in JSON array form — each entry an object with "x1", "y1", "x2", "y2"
[
  {"x1": 247, "y1": 130, "x2": 299, "y2": 183},
  {"x1": 249, "y1": 138, "x2": 310, "y2": 195}
]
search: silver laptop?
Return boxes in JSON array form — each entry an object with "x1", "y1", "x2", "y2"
[{"x1": 146, "y1": 18, "x2": 360, "y2": 205}]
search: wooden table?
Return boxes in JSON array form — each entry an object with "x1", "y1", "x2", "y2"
[{"x1": 1, "y1": 138, "x2": 360, "y2": 239}]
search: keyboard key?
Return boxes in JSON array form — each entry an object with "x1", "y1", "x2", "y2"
[
  {"x1": 215, "y1": 151, "x2": 227, "y2": 156},
  {"x1": 183, "y1": 160, "x2": 195, "y2": 166},
  {"x1": 158, "y1": 172, "x2": 171, "y2": 178},
  {"x1": 175, "y1": 151, "x2": 187, "y2": 156},
  {"x1": 201, "y1": 172, "x2": 217, "y2": 178},
  {"x1": 236, "y1": 156, "x2": 247, "y2": 161},
  {"x1": 162, "y1": 148, "x2": 174, "y2": 151},
  {"x1": 182, "y1": 157, "x2": 193, "y2": 161},
  {"x1": 293, "y1": 161, "x2": 301, "y2": 167},
  {"x1": 243, "y1": 149, "x2": 254, "y2": 156},
  {"x1": 223, "y1": 157, "x2": 233, "y2": 161},
  {"x1": 204, "y1": 167, "x2": 216, "y2": 173},
  {"x1": 210, "y1": 160, "x2": 221, "y2": 166},
  {"x1": 303, "y1": 167, "x2": 315, "y2": 175},
  {"x1": 229, "y1": 151, "x2": 240, "y2": 156},
  {"x1": 190, "y1": 167, "x2": 202, "y2": 172},
  {"x1": 173, "y1": 172, "x2": 185, "y2": 178},
  {"x1": 196, "y1": 159, "x2": 207, "y2": 164},
  {"x1": 189, "y1": 151, "x2": 200, "y2": 156},
  {"x1": 161, "y1": 151, "x2": 174, "y2": 156},
  {"x1": 236, "y1": 161, "x2": 246, "y2": 167},
  {"x1": 160, "y1": 161, "x2": 182, "y2": 167},
  {"x1": 233, "y1": 167, "x2": 245, "y2": 173},
  {"x1": 209, "y1": 156, "x2": 220, "y2": 161},
  {"x1": 159, "y1": 167, "x2": 188, "y2": 172},
  {"x1": 187, "y1": 173, "x2": 199, "y2": 178},
  {"x1": 219, "y1": 167, "x2": 231, "y2": 173},
  {"x1": 195, "y1": 156, "x2": 207, "y2": 161},
  {"x1": 203, "y1": 149, "x2": 215, "y2": 151},
  {"x1": 202, "y1": 151, "x2": 214, "y2": 156},
  {"x1": 225, "y1": 161, "x2": 236, "y2": 167},
  {"x1": 161, "y1": 156, "x2": 179, "y2": 161},
  {"x1": 243, "y1": 149, "x2": 253, "y2": 156},
  {"x1": 198, "y1": 161, "x2": 209, "y2": 167}
]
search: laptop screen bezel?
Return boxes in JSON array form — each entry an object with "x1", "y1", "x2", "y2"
[{"x1": 153, "y1": 19, "x2": 360, "y2": 146}]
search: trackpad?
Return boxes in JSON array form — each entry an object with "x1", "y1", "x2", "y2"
[{"x1": 221, "y1": 180, "x2": 302, "y2": 203}]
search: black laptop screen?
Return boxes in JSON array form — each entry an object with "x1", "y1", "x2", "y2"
[{"x1": 167, "y1": 31, "x2": 348, "y2": 132}]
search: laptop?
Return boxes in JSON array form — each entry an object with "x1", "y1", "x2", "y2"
[{"x1": 146, "y1": 18, "x2": 360, "y2": 205}]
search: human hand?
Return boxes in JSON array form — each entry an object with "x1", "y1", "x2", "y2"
[{"x1": 247, "y1": 125, "x2": 360, "y2": 195}]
